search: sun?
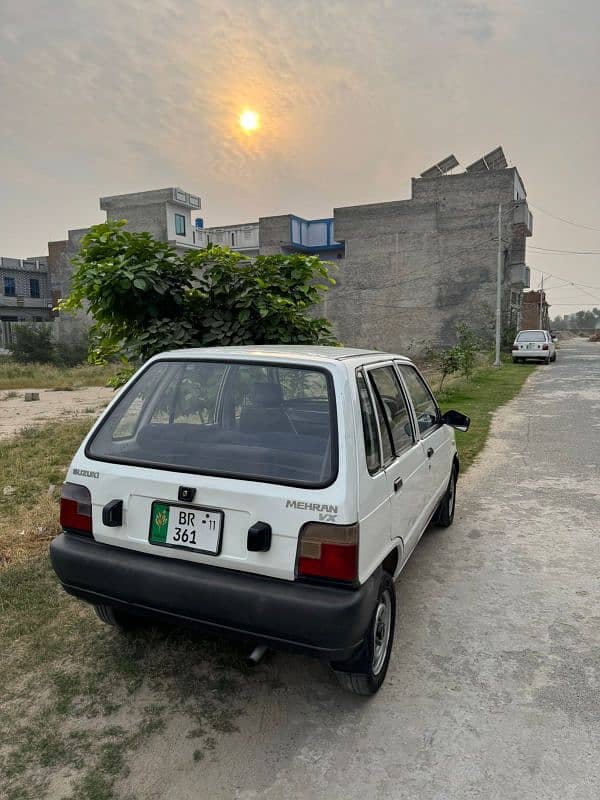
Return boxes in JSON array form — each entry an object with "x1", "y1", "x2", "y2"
[{"x1": 239, "y1": 109, "x2": 260, "y2": 133}]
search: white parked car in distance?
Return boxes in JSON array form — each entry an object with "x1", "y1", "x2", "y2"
[
  {"x1": 512, "y1": 330, "x2": 556, "y2": 364},
  {"x1": 50, "y1": 346, "x2": 470, "y2": 695}
]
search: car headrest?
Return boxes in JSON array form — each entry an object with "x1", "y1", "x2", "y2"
[{"x1": 250, "y1": 382, "x2": 284, "y2": 406}]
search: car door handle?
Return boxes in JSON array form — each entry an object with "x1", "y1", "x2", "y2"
[
  {"x1": 427, "y1": 447, "x2": 435, "y2": 458},
  {"x1": 394, "y1": 476, "x2": 403, "y2": 492}
]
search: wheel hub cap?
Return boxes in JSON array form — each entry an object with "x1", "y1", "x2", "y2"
[{"x1": 372, "y1": 590, "x2": 392, "y2": 675}]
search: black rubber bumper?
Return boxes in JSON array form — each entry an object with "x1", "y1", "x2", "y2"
[{"x1": 49, "y1": 533, "x2": 380, "y2": 661}]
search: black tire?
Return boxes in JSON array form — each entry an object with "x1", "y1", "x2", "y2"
[
  {"x1": 434, "y1": 466, "x2": 457, "y2": 528},
  {"x1": 512, "y1": 357, "x2": 517, "y2": 364},
  {"x1": 94, "y1": 603, "x2": 140, "y2": 631},
  {"x1": 332, "y1": 573, "x2": 396, "y2": 695},
  {"x1": 545, "y1": 356, "x2": 551, "y2": 365},
  {"x1": 551, "y1": 353, "x2": 556, "y2": 362}
]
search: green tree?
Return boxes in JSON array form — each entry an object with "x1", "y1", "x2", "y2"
[{"x1": 60, "y1": 220, "x2": 338, "y2": 382}]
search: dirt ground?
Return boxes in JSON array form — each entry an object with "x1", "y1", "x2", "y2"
[{"x1": 0, "y1": 386, "x2": 115, "y2": 440}]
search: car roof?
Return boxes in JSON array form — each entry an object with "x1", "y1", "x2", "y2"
[{"x1": 154, "y1": 344, "x2": 414, "y2": 367}]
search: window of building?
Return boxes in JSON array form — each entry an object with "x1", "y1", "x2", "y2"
[
  {"x1": 30, "y1": 278, "x2": 40, "y2": 298},
  {"x1": 231, "y1": 232, "x2": 235, "y2": 246},
  {"x1": 174, "y1": 213, "x2": 186, "y2": 236},
  {"x1": 3, "y1": 276, "x2": 16, "y2": 297}
]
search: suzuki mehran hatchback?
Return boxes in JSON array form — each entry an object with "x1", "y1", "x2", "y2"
[{"x1": 50, "y1": 346, "x2": 469, "y2": 694}]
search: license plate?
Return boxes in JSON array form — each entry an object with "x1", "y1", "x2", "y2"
[
  {"x1": 149, "y1": 502, "x2": 223, "y2": 555},
  {"x1": 526, "y1": 343, "x2": 535, "y2": 350}
]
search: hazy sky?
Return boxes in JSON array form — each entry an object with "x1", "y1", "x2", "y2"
[{"x1": 1, "y1": 0, "x2": 599, "y2": 314}]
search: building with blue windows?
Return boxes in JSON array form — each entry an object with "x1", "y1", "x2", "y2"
[{"x1": 0, "y1": 256, "x2": 54, "y2": 347}]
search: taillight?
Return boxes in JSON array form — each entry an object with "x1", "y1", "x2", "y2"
[
  {"x1": 296, "y1": 522, "x2": 358, "y2": 583},
  {"x1": 512, "y1": 344, "x2": 519, "y2": 350},
  {"x1": 60, "y1": 483, "x2": 92, "y2": 535},
  {"x1": 542, "y1": 343, "x2": 549, "y2": 350}
]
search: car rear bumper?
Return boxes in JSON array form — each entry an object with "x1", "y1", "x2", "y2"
[
  {"x1": 50, "y1": 533, "x2": 379, "y2": 662},
  {"x1": 513, "y1": 351, "x2": 551, "y2": 359}
]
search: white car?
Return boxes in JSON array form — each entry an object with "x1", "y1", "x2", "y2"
[
  {"x1": 512, "y1": 330, "x2": 556, "y2": 364},
  {"x1": 50, "y1": 346, "x2": 469, "y2": 695}
]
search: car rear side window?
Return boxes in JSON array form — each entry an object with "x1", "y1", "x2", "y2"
[
  {"x1": 368, "y1": 365, "x2": 414, "y2": 456},
  {"x1": 356, "y1": 370, "x2": 381, "y2": 474},
  {"x1": 517, "y1": 331, "x2": 546, "y2": 342},
  {"x1": 87, "y1": 360, "x2": 337, "y2": 487},
  {"x1": 397, "y1": 365, "x2": 439, "y2": 436}
]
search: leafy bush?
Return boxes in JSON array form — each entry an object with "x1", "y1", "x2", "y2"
[
  {"x1": 53, "y1": 332, "x2": 90, "y2": 367},
  {"x1": 501, "y1": 324, "x2": 518, "y2": 353},
  {"x1": 455, "y1": 323, "x2": 478, "y2": 378},
  {"x1": 9, "y1": 324, "x2": 54, "y2": 364},
  {"x1": 427, "y1": 323, "x2": 480, "y2": 389},
  {"x1": 8, "y1": 323, "x2": 90, "y2": 367},
  {"x1": 60, "y1": 220, "x2": 339, "y2": 382}
]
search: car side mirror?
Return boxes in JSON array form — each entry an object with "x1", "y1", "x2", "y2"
[{"x1": 441, "y1": 409, "x2": 470, "y2": 432}]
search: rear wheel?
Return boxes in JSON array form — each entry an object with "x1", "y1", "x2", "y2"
[
  {"x1": 332, "y1": 573, "x2": 396, "y2": 695},
  {"x1": 545, "y1": 356, "x2": 551, "y2": 365},
  {"x1": 94, "y1": 603, "x2": 141, "y2": 631},
  {"x1": 434, "y1": 466, "x2": 457, "y2": 528}
]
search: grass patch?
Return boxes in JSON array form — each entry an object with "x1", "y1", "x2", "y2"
[
  {"x1": 0, "y1": 360, "x2": 118, "y2": 391},
  {"x1": 437, "y1": 356, "x2": 537, "y2": 471},
  {"x1": 0, "y1": 417, "x2": 255, "y2": 798},
  {"x1": 0, "y1": 420, "x2": 94, "y2": 567},
  {"x1": 0, "y1": 554, "x2": 252, "y2": 800}
]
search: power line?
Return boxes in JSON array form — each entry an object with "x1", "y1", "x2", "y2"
[
  {"x1": 528, "y1": 265, "x2": 600, "y2": 304},
  {"x1": 529, "y1": 246, "x2": 600, "y2": 255},
  {"x1": 529, "y1": 203, "x2": 600, "y2": 233}
]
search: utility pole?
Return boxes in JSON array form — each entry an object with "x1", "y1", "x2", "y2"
[
  {"x1": 494, "y1": 203, "x2": 502, "y2": 367},
  {"x1": 539, "y1": 273, "x2": 544, "y2": 328}
]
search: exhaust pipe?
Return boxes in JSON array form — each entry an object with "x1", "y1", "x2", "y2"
[{"x1": 247, "y1": 644, "x2": 268, "y2": 666}]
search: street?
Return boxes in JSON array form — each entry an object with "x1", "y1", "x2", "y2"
[{"x1": 120, "y1": 338, "x2": 599, "y2": 800}]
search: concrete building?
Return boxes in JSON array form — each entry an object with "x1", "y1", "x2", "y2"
[
  {"x1": 0, "y1": 256, "x2": 54, "y2": 348},
  {"x1": 201, "y1": 147, "x2": 533, "y2": 352},
  {"x1": 326, "y1": 158, "x2": 532, "y2": 352},
  {"x1": 522, "y1": 290, "x2": 550, "y2": 330},
  {"x1": 194, "y1": 222, "x2": 259, "y2": 256},
  {"x1": 100, "y1": 187, "x2": 202, "y2": 252},
  {"x1": 45, "y1": 188, "x2": 204, "y2": 343}
]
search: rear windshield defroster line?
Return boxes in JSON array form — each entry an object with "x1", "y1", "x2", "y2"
[{"x1": 85, "y1": 358, "x2": 339, "y2": 489}]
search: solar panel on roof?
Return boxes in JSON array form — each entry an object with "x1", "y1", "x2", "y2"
[
  {"x1": 466, "y1": 146, "x2": 508, "y2": 172},
  {"x1": 483, "y1": 146, "x2": 508, "y2": 170},
  {"x1": 420, "y1": 154, "x2": 459, "y2": 178}
]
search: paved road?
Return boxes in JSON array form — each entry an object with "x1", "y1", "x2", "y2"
[{"x1": 122, "y1": 339, "x2": 600, "y2": 800}]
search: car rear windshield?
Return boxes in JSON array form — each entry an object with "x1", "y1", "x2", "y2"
[
  {"x1": 517, "y1": 331, "x2": 546, "y2": 342},
  {"x1": 86, "y1": 360, "x2": 337, "y2": 487}
]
